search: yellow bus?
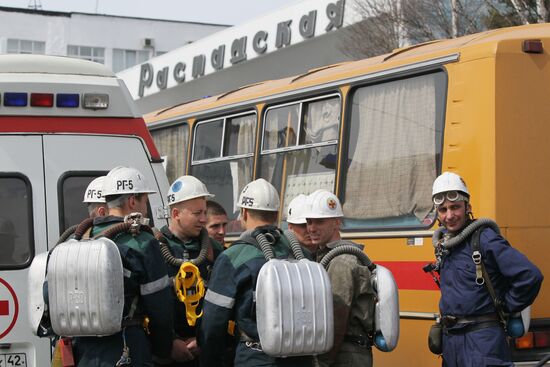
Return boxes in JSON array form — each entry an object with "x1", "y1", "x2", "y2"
[{"x1": 145, "y1": 23, "x2": 550, "y2": 366}]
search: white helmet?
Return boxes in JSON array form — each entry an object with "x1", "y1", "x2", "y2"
[
  {"x1": 83, "y1": 176, "x2": 106, "y2": 203},
  {"x1": 102, "y1": 166, "x2": 156, "y2": 197},
  {"x1": 167, "y1": 175, "x2": 214, "y2": 206},
  {"x1": 432, "y1": 172, "x2": 470, "y2": 197},
  {"x1": 237, "y1": 178, "x2": 279, "y2": 212},
  {"x1": 305, "y1": 189, "x2": 344, "y2": 219},
  {"x1": 287, "y1": 194, "x2": 308, "y2": 224}
]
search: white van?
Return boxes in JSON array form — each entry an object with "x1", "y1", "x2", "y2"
[{"x1": 0, "y1": 54, "x2": 169, "y2": 366}]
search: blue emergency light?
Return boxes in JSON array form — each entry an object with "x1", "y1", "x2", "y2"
[
  {"x1": 56, "y1": 94, "x2": 79, "y2": 108},
  {"x1": 4, "y1": 92, "x2": 28, "y2": 107}
]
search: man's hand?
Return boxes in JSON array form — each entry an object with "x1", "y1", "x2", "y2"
[
  {"x1": 171, "y1": 338, "x2": 194, "y2": 362},
  {"x1": 185, "y1": 337, "x2": 200, "y2": 357}
]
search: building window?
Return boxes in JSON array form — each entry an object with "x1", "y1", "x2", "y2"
[
  {"x1": 112, "y1": 49, "x2": 151, "y2": 72},
  {"x1": 7, "y1": 39, "x2": 45, "y2": 54},
  {"x1": 67, "y1": 45, "x2": 105, "y2": 64}
]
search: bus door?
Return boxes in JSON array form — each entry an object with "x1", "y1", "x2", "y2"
[
  {"x1": 0, "y1": 135, "x2": 50, "y2": 367},
  {"x1": 42, "y1": 134, "x2": 169, "y2": 244}
]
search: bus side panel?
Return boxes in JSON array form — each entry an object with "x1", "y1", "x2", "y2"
[{"x1": 495, "y1": 39, "x2": 550, "y2": 320}]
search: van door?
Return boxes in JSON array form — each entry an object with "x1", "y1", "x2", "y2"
[
  {"x1": 0, "y1": 135, "x2": 50, "y2": 367},
  {"x1": 43, "y1": 134, "x2": 168, "y2": 245}
]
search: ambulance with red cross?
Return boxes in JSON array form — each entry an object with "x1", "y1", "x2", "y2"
[{"x1": 0, "y1": 54, "x2": 169, "y2": 366}]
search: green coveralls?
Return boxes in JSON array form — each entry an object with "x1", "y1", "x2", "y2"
[{"x1": 316, "y1": 241, "x2": 375, "y2": 367}]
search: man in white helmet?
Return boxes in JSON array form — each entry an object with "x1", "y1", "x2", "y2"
[
  {"x1": 430, "y1": 172, "x2": 543, "y2": 367},
  {"x1": 72, "y1": 166, "x2": 180, "y2": 366},
  {"x1": 82, "y1": 176, "x2": 108, "y2": 218},
  {"x1": 156, "y1": 175, "x2": 224, "y2": 366},
  {"x1": 305, "y1": 189, "x2": 375, "y2": 367},
  {"x1": 199, "y1": 178, "x2": 313, "y2": 367},
  {"x1": 286, "y1": 194, "x2": 314, "y2": 253}
]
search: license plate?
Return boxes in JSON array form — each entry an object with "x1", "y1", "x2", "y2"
[{"x1": 0, "y1": 353, "x2": 27, "y2": 367}]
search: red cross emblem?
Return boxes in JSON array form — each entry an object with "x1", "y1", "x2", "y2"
[
  {"x1": 0, "y1": 300, "x2": 7, "y2": 316},
  {"x1": 327, "y1": 198, "x2": 337, "y2": 210}
]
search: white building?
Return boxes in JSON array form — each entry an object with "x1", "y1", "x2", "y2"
[{"x1": 0, "y1": 6, "x2": 228, "y2": 73}]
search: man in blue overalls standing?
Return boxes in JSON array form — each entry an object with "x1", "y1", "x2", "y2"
[{"x1": 431, "y1": 172, "x2": 543, "y2": 366}]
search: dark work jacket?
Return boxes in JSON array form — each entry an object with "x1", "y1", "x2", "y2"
[
  {"x1": 159, "y1": 225, "x2": 223, "y2": 339},
  {"x1": 73, "y1": 216, "x2": 174, "y2": 366},
  {"x1": 439, "y1": 226, "x2": 543, "y2": 317},
  {"x1": 198, "y1": 230, "x2": 313, "y2": 367}
]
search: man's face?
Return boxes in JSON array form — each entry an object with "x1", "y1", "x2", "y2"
[
  {"x1": 436, "y1": 200, "x2": 470, "y2": 233},
  {"x1": 206, "y1": 214, "x2": 228, "y2": 244},
  {"x1": 306, "y1": 217, "x2": 340, "y2": 248},
  {"x1": 288, "y1": 223, "x2": 314, "y2": 251},
  {"x1": 170, "y1": 197, "x2": 207, "y2": 240}
]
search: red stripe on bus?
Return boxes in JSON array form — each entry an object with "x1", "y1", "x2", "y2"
[
  {"x1": 0, "y1": 300, "x2": 8, "y2": 316},
  {"x1": 0, "y1": 116, "x2": 161, "y2": 160},
  {"x1": 376, "y1": 261, "x2": 439, "y2": 291}
]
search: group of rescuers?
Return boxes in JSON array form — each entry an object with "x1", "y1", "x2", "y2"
[{"x1": 63, "y1": 165, "x2": 542, "y2": 367}]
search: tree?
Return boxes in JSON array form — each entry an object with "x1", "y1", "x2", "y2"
[{"x1": 340, "y1": 0, "x2": 549, "y2": 60}]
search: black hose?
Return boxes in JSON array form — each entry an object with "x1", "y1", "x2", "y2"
[
  {"x1": 73, "y1": 218, "x2": 94, "y2": 240},
  {"x1": 432, "y1": 218, "x2": 500, "y2": 250},
  {"x1": 190, "y1": 228, "x2": 210, "y2": 266},
  {"x1": 283, "y1": 230, "x2": 305, "y2": 260},
  {"x1": 153, "y1": 227, "x2": 210, "y2": 267},
  {"x1": 320, "y1": 243, "x2": 376, "y2": 272},
  {"x1": 56, "y1": 224, "x2": 78, "y2": 245},
  {"x1": 254, "y1": 231, "x2": 276, "y2": 261}
]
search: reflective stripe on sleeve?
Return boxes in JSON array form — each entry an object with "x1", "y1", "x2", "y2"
[
  {"x1": 140, "y1": 275, "x2": 170, "y2": 295},
  {"x1": 204, "y1": 289, "x2": 235, "y2": 309}
]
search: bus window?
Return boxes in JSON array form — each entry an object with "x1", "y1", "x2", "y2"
[
  {"x1": 260, "y1": 95, "x2": 341, "y2": 219},
  {"x1": 0, "y1": 176, "x2": 32, "y2": 268},
  {"x1": 191, "y1": 112, "x2": 256, "y2": 232},
  {"x1": 342, "y1": 72, "x2": 446, "y2": 229},
  {"x1": 151, "y1": 123, "x2": 189, "y2": 183}
]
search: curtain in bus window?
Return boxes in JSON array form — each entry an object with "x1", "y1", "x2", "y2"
[
  {"x1": 344, "y1": 75, "x2": 436, "y2": 222},
  {"x1": 151, "y1": 124, "x2": 188, "y2": 184},
  {"x1": 262, "y1": 105, "x2": 299, "y2": 185},
  {"x1": 302, "y1": 98, "x2": 340, "y2": 144},
  {"x1": 231, "y1": 114, "x2": 256, "y2": 213}
]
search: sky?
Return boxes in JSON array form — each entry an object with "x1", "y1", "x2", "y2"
[{"x1": 0, "y1": 0, "x2": 301, "y2": 25}]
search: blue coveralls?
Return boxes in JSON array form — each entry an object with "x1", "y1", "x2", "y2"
[
  {"x1": 158, "y1": 225, "x2": 223, "y2": 367},
  {"x1": 198, "y1": 230, "x2": 313, "y2": 367},
  {"x1": 439, "y1": 225, "x2": 543, "y2": 367},
  {"x1": 73, "y1": 216, "x2": 175, "y2": 366}
]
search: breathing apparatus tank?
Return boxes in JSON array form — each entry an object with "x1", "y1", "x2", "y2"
[
  {"x1": 305, "y1": 190, "x2": 400, "y2": 352},
  {"x1": 28, "y1": 213, "x2": 153, "y2": 337},
  {"x1": 320, "y1": 242, "x2": 400, "y2": 352},
  {"x1": 252, "y1": 226, "x2": 334, "y2": 357}
]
